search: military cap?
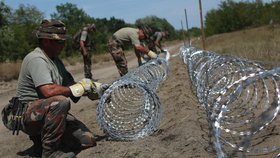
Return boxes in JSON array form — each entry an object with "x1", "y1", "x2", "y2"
[{"x1": 35, "y1": 19, "x2": 68, "y2": 40}]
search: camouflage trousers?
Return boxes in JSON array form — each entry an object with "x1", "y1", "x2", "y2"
[
  {"x1": 81, "y1": 49, "x2": 93, "y2": 79},
  {"x1": 107, "y1": 37, "x2": 128, "y2": 76},
  {"x1": 22, "y1": 95, "x2": 95, "y2": 154}
]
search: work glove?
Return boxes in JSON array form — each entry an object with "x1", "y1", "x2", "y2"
[
  {"x1": 87, "y1": 82, "x2": 110, "y2": 100},
  {"x1": 147, "y1": 50, "x2": 157, "y2": 59},
  {"x1": 69, "y1": 78, "x2": 94, "y2": 97},
  {"x1": 139, "y1": 56, "x2": 149, "y2": 66}
]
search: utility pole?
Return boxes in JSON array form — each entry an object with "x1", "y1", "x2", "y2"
[
  {"x1": 199, "y1": 0, "x2": 206, "y2": 50},
  {"x1": 181, "y1": 20, "x2": 186, "y2": 46},
  {"x1": 184, "y1": 9, "x2": 191, "y2": 46}
]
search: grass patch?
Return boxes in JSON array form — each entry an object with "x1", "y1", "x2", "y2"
[
  {"x1": 0, "y1": 61, "x2": 22, "y2": 81},
  {"x1": 193, "y1": 25, "x2": 280, "y2": 68}
]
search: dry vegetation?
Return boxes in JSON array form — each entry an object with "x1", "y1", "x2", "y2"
[
  {"x1": 0, "y1": 62, "x2": 21, "y2": 81},
  {"x1": 0, "y1": 51, "x2": 116, "y2": 82},
  {"x1": 193, "y1": 25, "x2": 280, "y2": 68},
  {"x1": 1, "y1": 25, "x2": 280, "y2": 81}
]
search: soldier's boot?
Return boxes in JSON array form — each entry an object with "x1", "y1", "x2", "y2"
[
  {"x1": 30, "y1": 135, "x2": 43, "y2": 155},
  {"x1": 17, "y1": 135, "x2": 42, "y2": 157},
  {"x1": 42, "y1": 150, "x2": 76, "y2": 158}
]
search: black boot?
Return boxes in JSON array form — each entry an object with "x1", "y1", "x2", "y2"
[{"x1": 17, "y1": 135, "x2": 42, "y2": 157}]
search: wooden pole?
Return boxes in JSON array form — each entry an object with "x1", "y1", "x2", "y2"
[
  {"x1": 199, "y1": 0, "x2": 206, "y2": 50},
  {"x1": 184, "y1": 9, "x2": 191, "y2": 46},
  {"x1": 181, "y1": 20, "x2": 186, "y2": 46}
]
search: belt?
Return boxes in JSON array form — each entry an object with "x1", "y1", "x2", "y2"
[{"x1": 9, "y1": 97, "x2": 26, "y2": 135}]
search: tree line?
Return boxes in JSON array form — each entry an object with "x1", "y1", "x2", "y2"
[
  {"x1": 0, "y1": 2, "x2": 180, "y2": 62},
  {"x1": 205, "y1": 0, "x2": 279, "y2": 36},
  {"x1": 1, "y1": 0, "x2": 278, "y2": 62}
]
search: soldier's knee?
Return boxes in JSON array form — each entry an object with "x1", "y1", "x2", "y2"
[
  {"x1": 48, "y1": 95, "x2": 68, "y2": 102},
  {"x1": 49, "y1": 96, "x2": 71, "y2": 113}
]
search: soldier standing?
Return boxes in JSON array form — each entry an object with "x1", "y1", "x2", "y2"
[{"x1": 74, "y1": 23, "x2": 97, "y2": 81}]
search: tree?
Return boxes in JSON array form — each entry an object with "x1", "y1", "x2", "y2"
[
  {"x1": 1, "y1": 3, "x2": 44, "y2": 61},
  {"x1": 204, "y1": 0, "x2": 270, "y2": 36},
  {"x1": 0, "y1": 1, "x2": 11, "y2": 27},
  {"x1": 9, "y1": 4, "x2": 44, "y2": 60},
  {"x1": 0, "y1": 1, "x2": 12, "y2": 61},
  {"x1": 12, "y1": 4, "x2": 43, "y2": 25},
  {"x1": 135, "y1": 15, "x2": 175, "y2": 39},
  {"x1": 51, "y1": 3, "x2": 91, "y2": 33}
]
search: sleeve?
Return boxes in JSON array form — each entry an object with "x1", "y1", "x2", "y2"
[
  {"x1": 80, "y1": 30, "x2": 88, "y2": 42},
  {"x1": 155, "y1": 33, "x2": 163, "y2": 42},
  {"x1": 27, "y1": 58, "x2": 53, "y2": 87},
  {"x1": 130, "y1": 31, "x2": 141, "y2": 45},
  {"x1": 56, "y1": 58, "x2": 76, "y2": 86}
]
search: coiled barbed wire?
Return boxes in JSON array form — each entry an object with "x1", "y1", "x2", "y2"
[
  {"x1": 97, "y1": 54, "x2": 170, "y2": 140},
  {"x1": 180, "y1": 46, "x2": 280, "y2": 158}
]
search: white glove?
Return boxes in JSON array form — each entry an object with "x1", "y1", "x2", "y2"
[
  {"x1": 140, "y1": 56, "x2": 148, "y2": 65},
  {"x1": 69, "y1": 78, "x2": 94, "y2": 97},
  {"x1": 88, "y1": 82, "x2": 110, "y2": 100},
  {"x1": 147, "y1": 50, "x2": 157, "y2": 59}
]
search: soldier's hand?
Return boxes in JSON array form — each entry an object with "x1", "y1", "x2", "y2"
[
  {"x1": 69, "y1": 78, "x2": 94, "y2": 97},
  {"x1": 147, "y1": 50, "x2": 157, "y2": 59},
  {"x1": 88, "y1": 82, "x2": 110, "y2": 100}
]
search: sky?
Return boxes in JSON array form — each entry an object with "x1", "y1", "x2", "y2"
[{"x1": 3, "y1": 0, "x2": 273, "y2": 30}]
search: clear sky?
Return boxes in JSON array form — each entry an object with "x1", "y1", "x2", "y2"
[{"x1": 3, "y1": 0, "x2": 272, "y2": 30}]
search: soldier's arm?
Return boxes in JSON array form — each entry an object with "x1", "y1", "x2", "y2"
[
  {"x1": 37, "y1": 84, "x2": 72, "y2": 98},
  {"x1": 134, "y1": 44, "x2": 150, "y2": 54},
  {"x1": 154, "y1": 34, "x2": 163, "y2": 51},
  {"x1": 80, "y1": 30, "x2": 88, "y2": 56},
  {"x1": 134, "y1": 44, "x2": 157, "y2": 59}
]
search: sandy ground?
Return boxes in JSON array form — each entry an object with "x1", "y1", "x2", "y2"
[{"x1": 0, "y1": 43, "x2": 215, "y2": 158}]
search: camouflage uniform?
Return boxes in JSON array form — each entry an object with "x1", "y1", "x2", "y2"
[
  {"x1": 107, "y1": 36, "x2": 128, "y2": 76},
  {"x1": 1, "y1": 47, "x2": 96, "y2": 157},
  {"x1": 148, "y1": 31, "x2": 169, "y2": 54},
  {"x1": 107, "y1": 27, "x2": 144, "y2": 76},
  {"x1": 1, "y1": 20, "x2": 96, "y2": 158},
  {"x1": 22, "y1": 96, "x2": 95, "y2": 153},
  {"x1": 79, "y1": 25, "x2": 96, "y2": 79},
  {"x1": 148, "y1": 32, "x2": 164, "y2": 52}
]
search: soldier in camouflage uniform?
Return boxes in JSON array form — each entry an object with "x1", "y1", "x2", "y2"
[
  {"x1": 1, "y1": 20, "x2": 108, "y2": 158},
  {"x1": 148, "y1": 31, "x2": 169, "y2": 53},
  {"x1": 78, "y1": 24, "x2": 97, "y2": 81},
  {"x1": 107, "y1": 26, "x2": 158, "y2": 76}
]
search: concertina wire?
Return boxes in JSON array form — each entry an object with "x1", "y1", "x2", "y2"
[
  {"x1": 96, "y1": 51, "x2": 170, "y2": 140},
  {"x1": 179, "y1": 46, "x2": 280, "y2": 158}
]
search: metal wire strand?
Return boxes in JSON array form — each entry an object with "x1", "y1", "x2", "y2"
[
  {"x1": 180, "y1": 46, "x2": 280, "y2": 158},
  {"x1": 97, "y1": 56, "x2": 170, "y2": 140}
]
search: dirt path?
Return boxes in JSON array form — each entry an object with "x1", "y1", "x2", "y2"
[{"x1": 0, "y1": 43, "x2": 215, "y2": 158}]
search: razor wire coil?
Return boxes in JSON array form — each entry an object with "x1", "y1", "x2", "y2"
[
  {"x1": 97, "y1": 56, "x2": 170, "y2": 140},
  {"x1": 179, "y1": 46, "x2": 280, "y2": 158}
]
